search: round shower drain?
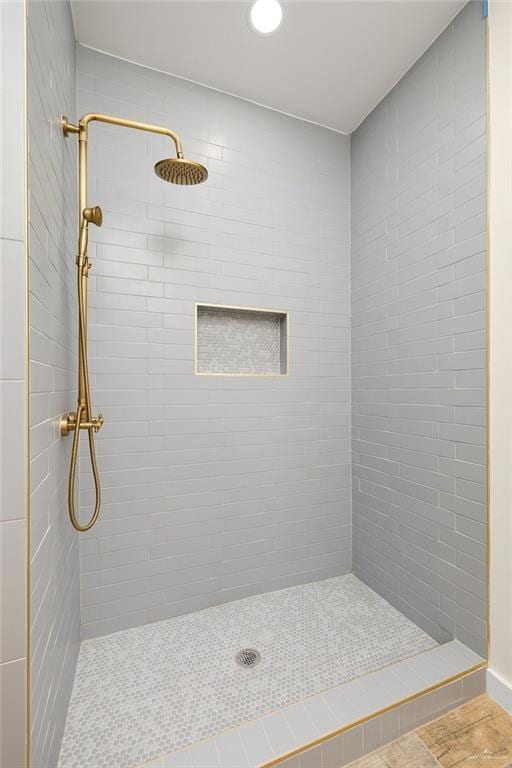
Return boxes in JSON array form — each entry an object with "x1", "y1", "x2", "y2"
[{"x1": 235, "y1": 648, "x2": 261, "y2": 668}]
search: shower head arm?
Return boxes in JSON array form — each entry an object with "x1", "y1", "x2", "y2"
[{"x1": 62, "y1": 113, "x2": 184, "y2": 157}]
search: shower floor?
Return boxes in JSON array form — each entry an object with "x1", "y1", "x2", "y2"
[{"x1": 58, "y1": 574, "x2": 438, "y2": 768}]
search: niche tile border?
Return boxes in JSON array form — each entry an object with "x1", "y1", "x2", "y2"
[{"x1": 195, "y1": 303, "x2": 289, "y2": 377}]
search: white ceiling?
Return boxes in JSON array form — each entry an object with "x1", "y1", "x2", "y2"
[{"x1": 71, "y1": 0, "x2": 467, "y2": 134}]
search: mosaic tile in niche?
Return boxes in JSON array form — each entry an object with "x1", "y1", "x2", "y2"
[{"x1": 196, "y1": 305, "x2": 287, "y2": 375}]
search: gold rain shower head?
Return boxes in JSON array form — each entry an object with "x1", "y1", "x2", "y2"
[{"x1": 155, "y1": 156, "x2": 208, "y2": 185}]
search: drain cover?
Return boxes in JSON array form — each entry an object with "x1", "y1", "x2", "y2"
[{"x1": 235, "y1": 648, "x2": 261, "y2": 668}]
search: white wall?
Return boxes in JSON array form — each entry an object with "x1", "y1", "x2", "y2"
[
  {"x1": 0, "y1": 2, "x2": 27, "y2": 766},
  {"x1": 76, "y1": 46, "x2": 352, "y2": 639},
  {"x1": 27, "y1": 0, "x2": 81, "y2": 765},
  {"x1": 488, "y1": 0, "x2": 512, "y2": 700}
]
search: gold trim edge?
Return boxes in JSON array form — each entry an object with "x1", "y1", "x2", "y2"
[
  {"x1": 484, "y1": 14, "x2": 491, "y2": 663},
  {"x1": 23, "y1": 0, "x2": 31, "y2": 765}
]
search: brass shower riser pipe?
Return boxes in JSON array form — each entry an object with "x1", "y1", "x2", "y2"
[{"x1": 60, "y1": 112, "x2": 208, "y2": 533}]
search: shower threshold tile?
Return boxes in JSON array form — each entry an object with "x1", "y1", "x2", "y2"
[
  {"x1": 58, "y1": 574, "x2": 440, "y2": 768},
  {"x1": 152, "y1": 641, "x2": 483, "y2": 768}
]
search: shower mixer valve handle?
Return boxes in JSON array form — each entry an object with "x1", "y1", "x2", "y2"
[
  {"x1": 60, "y1": 411, "x2": 104, "y2": 436},
  {"x1": 92, "y1": 413, "x2": 104, "y2": 432}
]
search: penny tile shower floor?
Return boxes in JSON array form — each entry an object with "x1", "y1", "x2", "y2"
[{"x1": 58, "y1": 574, "x2": 438, "y2": 768}]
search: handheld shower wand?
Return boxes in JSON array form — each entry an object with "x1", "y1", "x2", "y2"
[{"x1": 61, "y1": 113, "x2": 208, "y2": 531}]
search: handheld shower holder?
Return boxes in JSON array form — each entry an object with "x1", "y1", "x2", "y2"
[{"x1": 83, "y1": 206, "x2": 103, "y2": 227}]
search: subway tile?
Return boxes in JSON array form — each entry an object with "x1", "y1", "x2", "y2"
[
  {"x1": 0, "y1": 520, "x2": 26, "y2": 663},
  {"x1": 362, "y1": 717, "x2": 383, "y2": 754},
  {"x1": 283, "y1": 702, "x2": 321, "y2": 744},
  {"x1": 322, "y1": 686, "x2": 360, "y2": 725},
  {"x1": 261, "y1": 710, "x2": 300, "y2": 758},
  {"x1": 27, "y1": 2, "x2": 82, "y2": 765},
  {"x1": 0, "y1": 657, "x2": 25, "y2": 768},
  {"x1": 299, "y1": 745, "x2": 323, "y2": 768},
  {"x1": 214, "y1": 729, "x2": 249, "y2": 767},
  {"x1": 398, "y1": 700, "x2": 419, "y2": 734},
  {"x1": 161, "y1": 748, "x2": 192, "y2": 767},
  {"x1": 276, "y1": 756, "x2": 301, "y2": 768},
  {"x1": 341, "y1": 726, "x2": 364, "y2": 765},
  {"x1": 351, "y1": 0, "x2": 486, "y2": 657},
  {"x1": 187, "y1": 738, "x2": 220, "y2": 768},
  {"x1": 0, "y1": 239, "x2": 25, "y2": 379},
  {"x1": 302, "y1": 694, "x2": 345, "y2": 735},
  {"x1": 0, "y1": 381, "x2": 25, "y2": 522},
  {"x1": 237, "y1": 719, "x2": 274, "y2": 766},
  {"x1": 321, "y1": 734, "x2": 344, "y2": 768},
  {"x1": 0, "y1": 8, "x2": 24, "y2": 241},
  {"x1": 380, "y1": 709, "x2": 400, "y2": 744}
]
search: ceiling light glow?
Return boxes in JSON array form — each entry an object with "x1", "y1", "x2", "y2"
[{"x1": 249, "y1": 0, "x2": 283, "y2": 35}]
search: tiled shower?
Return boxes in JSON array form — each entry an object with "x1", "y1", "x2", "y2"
[
  {"x1": 351, "y1": 4, "x2": 486, "y2": 654},
  {"x1": 20, "y1": 0, "x2": 487, "y2": 766},
  {"x1": 76, "y1": 43, "x2": 352, "y2": 641}
]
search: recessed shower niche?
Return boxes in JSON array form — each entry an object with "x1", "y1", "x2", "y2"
[{"x1": 195, "y1": 303, "x2": 289, "y2": 375}]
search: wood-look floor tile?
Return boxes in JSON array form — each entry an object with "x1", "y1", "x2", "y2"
[
  {"x1": 347, "y1": 732, "x2": 441, "y2": 768},
  {"x1": 416, "y1": 694, "x2": 512, "y2": 768},
  {"x1": 381, "y1": 733, "x2": 443, "y2": 767},
  {"x1": 417, "y1": 696, "x2": 508, "y2": 747},
  {"x1": 346, "y1": 751, "x2": 387, "y2": 768}
]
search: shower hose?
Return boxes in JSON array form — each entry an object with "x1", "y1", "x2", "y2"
[{"x1": 67, "y1": 247, "x2": 103, "y2": 532}]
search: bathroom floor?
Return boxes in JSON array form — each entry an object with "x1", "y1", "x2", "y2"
[
  {"x1": 58, "y1": 574, "x2": 439, "y2": 768},
  {"x1": 347, "y1": 695, "x2": 512, "y2": 768}
]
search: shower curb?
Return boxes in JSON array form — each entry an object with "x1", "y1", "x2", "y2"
[{"x1": 142, "y1": 640, "x2": 484, "y2": 768}]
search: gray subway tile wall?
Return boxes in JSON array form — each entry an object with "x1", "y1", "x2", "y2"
[
  {"x1": 76, "y1": 46, "x2": 352, "y2": 638},
  {"x1": 27, "y1": 1, "x2": 82, "y2": 766},
  {"x1": 351, "y1": 0, "x2": 487, "y2": 656}
]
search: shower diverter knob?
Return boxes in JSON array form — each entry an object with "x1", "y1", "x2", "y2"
[{"x1": 91, "y1": 414, "x2": 104, "y2": 433}]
